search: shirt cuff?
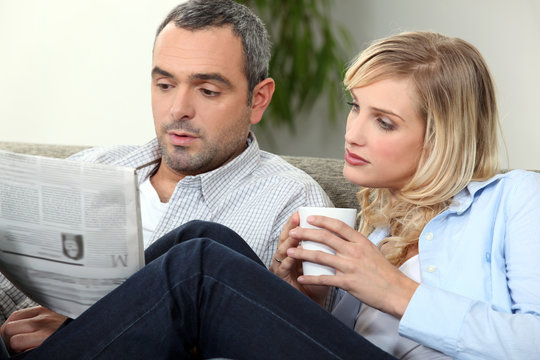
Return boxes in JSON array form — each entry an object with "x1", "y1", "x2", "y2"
[{"x1": 398, "y1": 283, "x2": 473, "y2": 357}]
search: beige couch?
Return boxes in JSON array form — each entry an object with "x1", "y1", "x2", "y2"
[{"x1": 0, "y1": 141, "x2": 360, "y2": 210}]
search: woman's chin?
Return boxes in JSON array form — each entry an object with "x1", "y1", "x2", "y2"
[{"x1": 343, "y1": 165, "x2": 369, "y2": 187}]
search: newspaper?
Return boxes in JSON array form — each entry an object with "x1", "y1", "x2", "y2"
[{"x1": 0, "y1": 149, "x2": 143, "y2": 318}]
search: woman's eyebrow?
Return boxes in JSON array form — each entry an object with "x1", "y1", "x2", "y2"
[{"x1": 371, "y1": 106, "x2": 405, "y2": 122}]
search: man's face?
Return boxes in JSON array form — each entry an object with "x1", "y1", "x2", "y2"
[{"x1": 151, "y1": 24, "x2": 254, "y2": 178}]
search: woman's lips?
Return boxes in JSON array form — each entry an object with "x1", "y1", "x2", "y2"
[
  {"x1": 168, "y1": 132, "x2": 198, "y2": 146},
  {"x1": 345, "y1": 149, "x2": 369, "y2": 166}
]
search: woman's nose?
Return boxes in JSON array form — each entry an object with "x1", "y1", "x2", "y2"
[{"x1": 344, "y1": 111, "x2": 367, "y2": 146}]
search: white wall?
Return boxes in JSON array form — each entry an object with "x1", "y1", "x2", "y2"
[
  {"x1": 1, "y1": 0, "x2": 539, "y2": 169},
  {"x1": 0, "y1": 0, "x2": 184, "y2": 147}
]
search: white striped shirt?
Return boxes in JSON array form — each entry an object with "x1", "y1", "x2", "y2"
[
  {"x1": 69, "y1": 133, "x2": 331, "y2": 266},
  {"x1": 0, "y1": 133, "x2": 332, "y2": 321}
]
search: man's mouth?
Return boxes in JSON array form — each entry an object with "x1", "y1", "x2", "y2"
[{"x1": 167, "y1": 131, "x2": 199, "y2": 146}]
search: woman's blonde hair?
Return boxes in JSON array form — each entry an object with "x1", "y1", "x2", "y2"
[{"x1": 344, "y1": 31, "x2": 500, "y2": 265}]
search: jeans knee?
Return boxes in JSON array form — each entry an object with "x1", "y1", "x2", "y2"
[
  {"x1": 161, "y1": 238, "x2": 233, "y2": 279},
  {"x1": 169, "y1": 236, "x2": 229, "y2": 260},
  {"x1": 180, "y1": 220, "x2": 235, "y2": 235}
]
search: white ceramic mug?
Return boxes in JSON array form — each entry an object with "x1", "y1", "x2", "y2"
[{"x1": 298, "y1": 207, "x2": 357, "y2": 276}]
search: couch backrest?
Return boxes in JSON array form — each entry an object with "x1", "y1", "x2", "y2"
[
  {"x1": 0, "y1": 142, "x2": 359, "y2": 210},
  {"x1": 3, "y1": 141, "x2": 540, "y2": 211},
  {"x1": 281, "y1": 156, "x2": 359, "y2": 210}
]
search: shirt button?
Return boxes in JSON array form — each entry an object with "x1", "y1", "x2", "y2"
[
  {"x1": 425, "y1": 232, "x2": 434, "y2": 241},
  {"x1": 427, "y1": 265, "x2": 437, "y2": 273}
]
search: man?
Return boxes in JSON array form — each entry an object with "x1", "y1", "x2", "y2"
[{"x1": 0, "y1": 0, "x2": 331, "y2": 355}]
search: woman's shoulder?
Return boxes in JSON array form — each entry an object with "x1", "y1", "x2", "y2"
[
  {"x1": 473, "y1": 169, "x2": 540, "y2": 189},
  {"x1": 496, "y1": 169, "x2": 540, "y2": 187},
  {"x1": 462, "y1": 170, "x2": 540, "y2": 207},
  {"x1": 483, "y1": 170, "x2": 540, "y2": 208}
]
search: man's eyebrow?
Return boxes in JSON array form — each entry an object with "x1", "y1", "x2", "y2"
[
  {"x1": 151, "y1": 66, "x2": 174, "y2": 79},
  {"x1": 151, "y1": 68, "x2": 234, "y2": 89},
  {"x1": 190, "y1": 73, "x2": 233, "y2": 89}
]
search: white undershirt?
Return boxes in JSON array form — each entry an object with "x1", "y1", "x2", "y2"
[
  {"x1": 354, "y1": 255, "x2": 450, "y2": 359},
  {"x1": 138, "y1": 177, "x2": 168, "y2": 249}
]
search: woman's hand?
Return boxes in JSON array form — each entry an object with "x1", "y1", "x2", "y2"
[
  {"x1": 286, "y1": 215, "x2": 419, "y2": 318},
  {"x1": 270, "y1": 212, "x2": 330, "y2": 306}
]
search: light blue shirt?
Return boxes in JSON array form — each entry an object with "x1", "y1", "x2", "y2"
[
  {"x1": 332, "y1": 170, "x2": 540, "y2": 359},
  {"x1": 399, "y1": 170, "x2": 540, "y2": 359}
]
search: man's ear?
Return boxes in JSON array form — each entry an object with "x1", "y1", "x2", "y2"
[{"x1": 249, "y1": 78, "x2": 275, "y2": 125}]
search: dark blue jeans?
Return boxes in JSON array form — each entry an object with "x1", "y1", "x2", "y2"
[{"x1": 9, "y1": 221, "x2": 394, "y2": 360}]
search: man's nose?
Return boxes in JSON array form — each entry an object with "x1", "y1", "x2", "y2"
[{"x1": 170, "y1": 88, "x2": 195, "y2": 121}]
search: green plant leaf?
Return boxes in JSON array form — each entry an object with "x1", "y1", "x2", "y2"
[{"x1": 237, "y1": 0, "x2": 352, "y2": 132}]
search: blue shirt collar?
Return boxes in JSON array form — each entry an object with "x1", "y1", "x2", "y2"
[{"x1": 449, "y1": 173, "x2": 505, "y2": 213}]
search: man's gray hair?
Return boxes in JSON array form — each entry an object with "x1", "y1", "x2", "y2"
[{"x1": 156, "y1": 0, "x2": 271, "y2": 100}]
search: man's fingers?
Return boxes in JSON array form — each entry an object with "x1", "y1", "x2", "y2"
[
  {"x1": 4, "y1": 306, "x2": 44, "y2": 321},
  {"x1": 2, "y1": 318, "x2": 35, "y2": 339},
  {"x1": 7, "y1": 332, "x2": 40, "y2": 353},
  {"x1": 1, "y1": 307, "x2": 67, "y2": 354}
]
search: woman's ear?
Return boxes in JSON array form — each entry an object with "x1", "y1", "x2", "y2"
[{"x1": 249, "y1": 78, "x2": 275, "y2": 125}]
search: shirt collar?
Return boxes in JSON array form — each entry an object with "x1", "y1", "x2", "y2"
[
  {"x1": 449, "y1": 173, "x2": 504, "y2": 214},
  {"x1": 196, "y1": 132, "x2": 260, "y2": 206},
  {"x1": 110, "y1": 139, "x2": 161, "y2": 182},
  {"x1": 371, "y1": 173, "x2": 504, "y2": 239}
]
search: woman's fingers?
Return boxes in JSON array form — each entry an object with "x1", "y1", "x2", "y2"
[
  {"x1": 277, "y1": 212, "x2": 300, "y2": 245},
  {"x1": 271, "y1": 212, "x2": 301, "y2": 274},
  {"x1": 303, "y1": 215, "x2": 361, "y2": 240},
  {"x1": 287, "y1": 246, "x2": 339, "y2": 272},
  {"x1": 289, "y1": 217, "x2": 370, "y2": 254}
]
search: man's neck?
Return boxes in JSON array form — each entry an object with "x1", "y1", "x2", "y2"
[
  {"x1": 149, "y1": 161, "x2": 185, "y2": 203},
  {"x1": 148, "y1": 136, "x2": 253, "y2": 202}
]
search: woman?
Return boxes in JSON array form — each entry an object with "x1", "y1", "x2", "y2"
[
  {"x1": 272, "y1": 31, "x2": 540, "y2": 358},
  {"x1": 3, "y1": 31, "x2": 540, "y2": 359}
]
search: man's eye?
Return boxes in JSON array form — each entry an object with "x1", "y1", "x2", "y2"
[
  {"x1": 156, "y1": 82, "x2": 173, "y2": 91},
  {"x1": 201, "y1": 88, "x2": 219, "y2": 97}
]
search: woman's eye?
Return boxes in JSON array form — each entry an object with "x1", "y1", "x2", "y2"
[
  {"x1": 377, "y1": 117, "x2": 395, "y2": 131},
  {"x1": 347, "y1": 101, "x2": 359, "y2": 112}
]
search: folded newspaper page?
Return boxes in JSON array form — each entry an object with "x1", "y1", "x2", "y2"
[{"x1": 0, "y1": 149, "x2": 143, "y2": 318}]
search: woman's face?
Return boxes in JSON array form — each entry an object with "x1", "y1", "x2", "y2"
[{"x1": 343, "y1": 77, "x2": 425, "y2": 192}]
